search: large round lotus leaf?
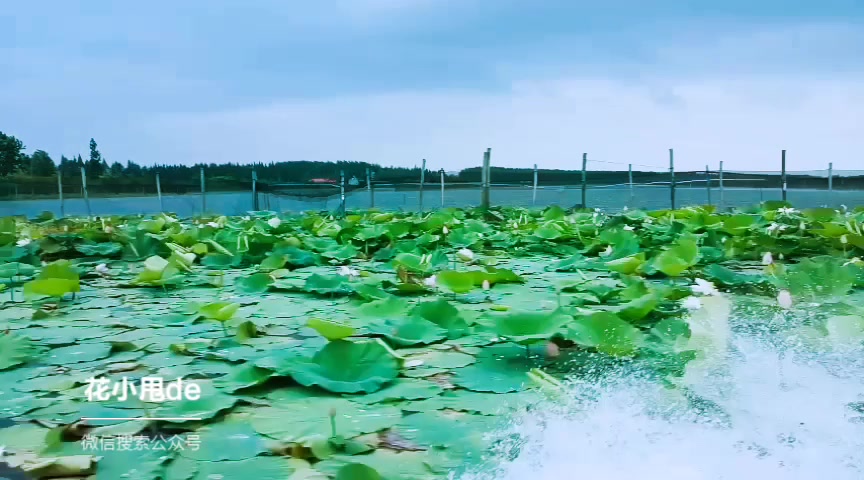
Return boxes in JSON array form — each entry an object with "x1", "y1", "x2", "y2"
[
  {"x1": 393, "y1": 411, "x2": 498, "y2": 456},
  {"x1": 214, "y1": 364, "x2": 274, "y2": 393},
  {"x1": 187, "y1": 456, "x2": 294, "y2": 480},
  {"x1": 567, "y1": 311, "x2": 643, "y2": 356},
  {"x1": 92, "y1": 447, "x2": 166, "y2": 479},
  {"x1": 0, "y1": 332, "x2": 40, "y2": 370},
  {"x1": 180, "y1": 421, "x2": 267, "y2": 462},
  {"x1": 151, "y1": 380, "x2": 240, "y2": 423},
  {"x1": 493, "y1": 310, "x2": 572, "y2": 345},
  {"x1": 409, "y1": 299, "x2": 471, "y2": 338},
  {"x1": 45, "y1": 342, "x2": 112, "y2": 365},
  {"x1": 315, "y1": 451, "x2": 440, "y2": 480},
  {"x1": 251, "y1": 399, "x2": 401, "y2": 443},
  {"x1": 406, "y1": 389, "x2": 540, "y2": 415},
  {"x1": 280, "y1": 340, "x2": 400, "y2": 394},
  {"x1": 304, "y1": 274, "x2": 354, "y2": 295},
  {"x1": 451, "y1": 344, "x2": 530, "y2": 393},
  {"x1": 370, "y1": 317, "x2": 448, "y2": 348},
  {"x1": 404, "y1": 350, "x2": 475, "y2": 369},
  {"x1": 345, "y1": 379, "x2": 443, "y2": 405}
]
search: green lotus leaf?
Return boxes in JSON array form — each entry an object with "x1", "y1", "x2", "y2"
[
  {"x1": 452, "y1": 344, "x2": 530, "y2": 393},
  {"x1": 410, "y1": 299, "x2": 471, "y2": 338},
  {"x1": 653, "y1": 235, "x2": 699, "y2": 276},
  {"x1": 198, "y1": 301, "x2": 240, "y2": 322},
  {"x1": 0, "y1": 332, "x2": 40, "y2": 370},
  {"x1": 236, "y1": 272, "x2": 274, "y2": 293},
  {"x1": 435, "y1": 270, "x2": 475, "y2": 294},
  {"x1": 307, "y1": 318, "x2": 357, "y2": 341},
  {"x1": 304, "y1": 274, "x2": 354, "y2": 296},
  {"x1": 280, "y1": 340, "x2": 400, "y2": 394},
  {"x1": 251, "y1": 398, "x2": 401, "y2": 443},
  {"x1": 494, "y1": 310, "x2": 571, "y2": 345},
  {"x1": 567, "y1": 311, "x2": 643, "y2": 356},
  {"x1": 370, "y1": 316, "x2": 448, "y2": 347}
]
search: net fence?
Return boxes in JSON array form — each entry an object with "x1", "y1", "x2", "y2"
[{"x1": 2, "y1": 155, "x2": 863, "y2": 218}]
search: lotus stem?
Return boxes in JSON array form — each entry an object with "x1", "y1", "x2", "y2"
[{"x1": 329, "y1": 407, "x2": 337, "y2": 438}]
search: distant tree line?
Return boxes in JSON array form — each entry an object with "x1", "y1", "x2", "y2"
[{"x1": 1, "y1": 130, "x2": 861, "y2": 199}]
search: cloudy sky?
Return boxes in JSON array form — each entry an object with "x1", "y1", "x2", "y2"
[{"x1": 2, "y1": 1, "x2": 863, "y2": 172}]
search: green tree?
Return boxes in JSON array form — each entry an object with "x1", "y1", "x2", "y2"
[
  {"x1": 0, "y1": 131, "x2": 25, "y2": 176},
  {"x1": 109, "y1": 161, "x2": 124, "y2": 177},
  {"x1": 86, "y1": 138, "x2": 105, "y2": 178},
  {"x1": 58, "y1": 155, "x2": 74, "y2": 177},
  {"x1": 125, "y1": 160, "x2": 142, "y2": 176},
  {"x1": 29, "y1": 150, "x2": 57, "y2": 176}
]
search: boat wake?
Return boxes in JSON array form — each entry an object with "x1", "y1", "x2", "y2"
[{"x1": 463, "y1": 331, "x2": 864, "y2": 480}]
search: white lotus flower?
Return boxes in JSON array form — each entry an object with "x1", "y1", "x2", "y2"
[
  {"x1": 623, "y1": 225, "x2": 635, "y2": 231},
  {"x1": 841, "y1": 234, "x2": 848, "y2": 244},
  {"x1": 338, "y1": 266, "x2": 359, "y2": 277},
  {"x1": 206, "y1": 221, "x2": 219, "y2": 228},
  {"x1": 442, "y1": 226, "x2": 449, "y2": 235},
  {"x1": 545, "y1": 342, "x2": 560, "y2": 358},
  {"x1": 762, "y1": 252, "x2": 773, "y2": 265},
  {"x1": 267, "y1": 217, "x2": 282, "y2": 229},
  {"x1": 778, "y1": 253, "x2": 784, "y2": 260},
  {"x1": 95, "y1": 263, "x2": 110, "y2": 275},
  {"x1": 104, "y1": 226, "x2": 114, "y2": 234},
  {"x1": 15, "y1": 238, "x2": 31, "y2": 247},
  {"x1": 691, "y1": 278, "x2": 720, "y2": 296},
  {"x1": 843, "y1": 257, "x2": 862, "y2": 267},
  {"x1": 799, "y1": 221, "x2": 806, "y2": 231},
  {"x1": 423, "y1": 275, "x2": 437, "y2": 288},
  {"x1": 241, "y1": 216, "x2": 251, "y2": 221},
  {"x1": 482, "y1": 279, "x2": 491, "y2": 291},
  {"x1": 682, "y1": 296, "x2": 703, "y2": 311},
  {"x1": 777, "y1": 207, "x2": 796, "y2": 215},
  {"x1": 600, "y1": 245, "x2": 613, "y2": 257},
  {"x1": 766, "y1": 223, "x2": 787, "y2": 234},
  {"x1": 456, "y1": 248, "x2": 474, "y2": 262},
  {"x1": 512, "y1": 222, "x2": 519, "y2": 229},
  {"x1": 777, "y1": 290, "x2": 793, "y2": 309}
]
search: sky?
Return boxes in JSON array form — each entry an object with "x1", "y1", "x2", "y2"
[{"x1": 2, "y1": 0, "x2": 863, "y2": 173}]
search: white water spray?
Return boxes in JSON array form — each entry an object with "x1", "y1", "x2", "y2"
[{"x1": 465, "y1": 326, "x2": 864, "y2": 479}]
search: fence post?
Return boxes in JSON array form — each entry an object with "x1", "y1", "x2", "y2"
[
  {"x1": 705, "y1": 165, "x2": 711, "y2": 206},
  {"x1": 628, "y1": 164, "x2": 634, "y2": 207},
  {"x1": 419, "y1": 159, "x2": 426, "y2": 212},
  {"x1": 781, "y1": 149, "x2": 787, "y2": 202},
  {"x1": 669, "y1": 148, "x2": 676, "y2": 210},
  {"x1": 251, "y1": 170, "x2": 259, "y2": 210},
  {"x1": 532, "y1": 163, "x2": 538, "y2": 206},
  {"x1": 200, "y1": 167, "x2": 206, "y2": 214},
  {"x1": 828, "y1": 162, "x2": 833, "y2": 205},
  {"x1": 57, "y1": 173, "x2": 65, "y2": 218},
  {"x1": 156, "y1": 173, "x2": 164, "y2": 212},
  {"x1": 366, "y1": 168, "x2": 374, "y2": 208},
  {"x1": 481, "y1": 148, "x2": 491, "y2": 209},
  {"x1": 340, "y1": 169, "x2": 346, "y2": 215},
  {"x1": 719, "y1": 161, "x2": 725, "y2": 211},
  {"x1": 80, "y1": 167, "x2": 92, "y2": 218},
  {"x1": 581, "y1": 153, "x2": 587, "y2": 209},
  {"x1": 440, "y1": 169, "x2": 445, "y2": 207}
]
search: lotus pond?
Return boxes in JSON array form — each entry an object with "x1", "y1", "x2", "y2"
[{"x1": 1, "y1": 204, "x2": 864, "y2": 479}]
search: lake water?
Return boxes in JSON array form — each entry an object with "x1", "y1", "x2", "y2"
[{"x1": 0, "y1": 186, "x2": 858, "y2": 218}]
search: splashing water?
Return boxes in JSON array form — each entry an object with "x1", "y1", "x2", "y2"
[{"x1": 464, "y1": 330, "x2": 864, "y2": 480}]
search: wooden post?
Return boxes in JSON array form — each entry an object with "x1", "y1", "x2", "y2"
[
  {"x1": 705, "y1": 165, "x2": 711, "y2": 206},
  {"x1": 669, "y1": 148, "x2": 676, "y2": 210},
  {"x1": 581, "y1": 153, "x2": 587, "y2": 209},
  {"x1": 252, "y1": 170, "x2": 259, "y2": 211},
  {"x1": 719, "y1": 161, "x2": 725, "y2": 211},
  {"x1": 419, "y1": 158, "x2": 426, "y2": 212},
  {"x1": 57, "y1": 173, "x2": 65, "y2": 218},
  {"x1": 532, "y1": 163, "x2": 538, "y2": 206},
  {"x1": 156, "y1": 172, "x2": 164, "y2": 212},
  {"x1": 366, "y1": 168, "x2": 374, "y2": 208},
  {"x1": 828, "y1": 162, "x2": 833, "y2": 204},
  {"x1": 81, "y1": 167, "x2": 92, "y2": 217},
  {"x1": 781, "y1": 149, "x2": 787, "y2": 202},
  {"x1": 339, "y1": 169, "x2": 346, "y2": 215},
  {"x1": 481, "y1": 148, "x2": 491, "y2": 209},
  {"x1": 628, "y1": 164, "x2": 634, "y2": 207},
  {"x1": 200, "y1": 167, "x2": 206, "y2": 214},
  {"x1": 440, "y1": 169, "x2": 445, "y2": 207}
]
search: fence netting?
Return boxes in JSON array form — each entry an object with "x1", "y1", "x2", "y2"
[{"x1": 2, "y1": 157, "x2": 864, "y2": 218}]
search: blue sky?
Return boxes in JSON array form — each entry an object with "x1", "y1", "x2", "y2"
[{"x1": 2, "y1": 1, "x2": 863, "y2": 172}]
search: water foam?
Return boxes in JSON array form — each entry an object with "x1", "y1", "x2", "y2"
[{"x1": 464, "y1": 331, "x2": 864, "y2": 480}]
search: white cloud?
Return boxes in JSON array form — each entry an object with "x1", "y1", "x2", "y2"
[{"x1": 142, "y1": 70, "x2": 864, "y2": 173}]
